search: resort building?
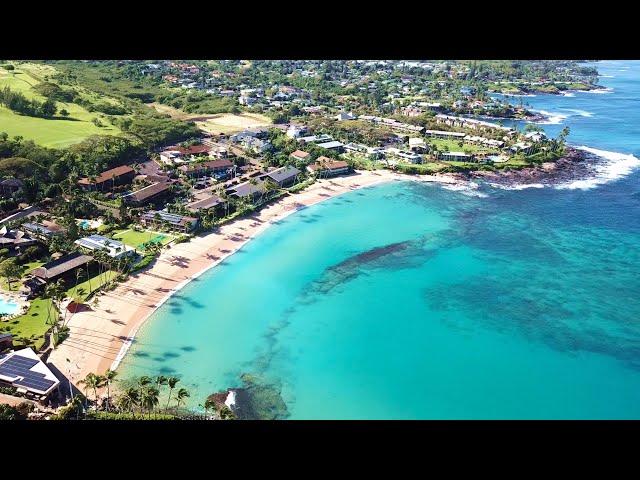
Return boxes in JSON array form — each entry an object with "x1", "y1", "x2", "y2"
[
  {"x1": 260, "y1": 166, "x2": 301, "y2": 188},
  {"x1": 186, "y1": 195, "x2": 226, "y2": 214},
  {"x1": 510, "y1": 142, "x2": 534, "y2": 155},
  {"x1": 77, "y1": 165, "x2": 136, "y2": 192},
  {"x1": 290, "y1": 150, "x2": 311, "y2": 163},
  {"x1": 307, "y1": 158, "x2": 351, "y2": 177},
  {"x1": 424, "y1": 130, "x2": 467, "y2": 139},
  {"x1": 0, "y1": 347, "x2": 61, "y2": 401},
  {"x1": 227, "y1": 180, "x2": 268, "y2": 204},
  {"x1": 435, "y1": 114, "x2": 514, "y2": 133},
  {"x1": 25, "y1": 251, "x2": 94, "y2": 297},
  {"x1": 121, "y1": 182, "x2": 172, "y2": 206},
  {"x1": 464, "y1": 135, "x2": 505, "y2": 148},
  {"x1": 178, "y1": 160, "x2": 235, "y2": 178},
  {"x1": 439, "y1": 151, "x2": 474, "y2": 162},
  {"x1": 140, "y1": 211, "x2": 198, "y2": 233},
  {"x1": 74, "y1": 235, "x2": 135, "y2": 259}
]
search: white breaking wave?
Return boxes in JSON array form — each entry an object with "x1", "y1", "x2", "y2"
[
  {"x1": 489, "y1": 182, "x2": 546, "y2": 191},
  {"x1": 502, "y1": 93, "x2": 537, "y2": 97},
  {"x1": 441, "y1": 182, "x2": 489, "y2": 198},
  {"x1": 532, "y1": 109, "x2": 569, "y2": 125},
  {"x1": 583, "y1": 87, "x2": 614, "y2": 94},
  {"x1": 600, "y1": 74, "x2": 615, "y2": 78},
  {"x1": 562, "y1": 92, "x2": 576, "y2": 97},
  {"x1": 565, "y1": 108, "x2": 594, "y2": 118},
  {"x1": 555, "y1": 146, "x2": 640, "y2": 190}
]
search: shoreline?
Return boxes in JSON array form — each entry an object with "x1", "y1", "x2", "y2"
[
  {"x1": 46, "y1": 146, "x2": 637, "y2": 387},
  {"x1": 47, "y1": 169, "x2": 437, "y2": 385}
]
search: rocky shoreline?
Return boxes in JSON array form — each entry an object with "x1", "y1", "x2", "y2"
[{"x1": 457, "y1": 147, "x2": 597, "y2": 188}]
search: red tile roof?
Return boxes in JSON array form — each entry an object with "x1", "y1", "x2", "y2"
[{"x1": 78, "y1": 166, "x2": 135, "y2": 186}]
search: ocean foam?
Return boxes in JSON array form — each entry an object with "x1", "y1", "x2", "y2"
[
  {"x1": 489, "y1": 182, "x2": 546, "y2": 191},
  {"x1": 555, "y1": 146, "x2": 640, "y2": 190},
  {"x1": 441, "y1": 182, "x2": 489, "y2": 198},
  {"x1": 532, "y1": 109, "x2": 568, "y2": 125},
  {"x1": 562, "y1": 92, "x2": 576, "y2": 97},
  {"x1": 583, "y1": 88, "x2": 614, "y2": 94}
]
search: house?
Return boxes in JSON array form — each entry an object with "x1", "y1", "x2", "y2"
[
  {"x1": 408, "y1": 138, "x2": 429, "y2": 153},
  {"x1": 260, "y1": 166, "x2": 301, "y2": 188},
  {"x1": 286, "y1": 125, "x2": 308, "y2": 138},
  {"x1": 159, "y1": 150, "x2": 183, "y2": 165},
  {"x1": 298, "y1": 134, "x2": 333, "y2": 144},
  {"x1": 22, "y1": 221, "x2": 65, "y2": 241},
  {"x1": 290, "y1": 150, "x2": 311, "y2": 163},
  {"x1": 77, "y1": 165, "x2": 136, "y2": 192},
  {"x1": 178, "y1": 160, "x2": 235, "y2": 178},
  {"x1": 510, "y1": 142, "x2": 534, "y2": 155},
  {"x1": 0, "y1": 347, "x2": 61, "y2": 401},
  {"x1": 317, "y1": 141, "x2": 345, "y2": 153},
  {"x1": 307, "y1": 158, "x2": 350, "y2": 177},
  {"x1": 439, "y1": 151, "x2": 474, "y2": 162},
  {"x1": 524, "y1": 131, "x2": 546, "y2": 142},
  {"x1": 121, "y1": 182, "x2": 172, "y2": 206},
  {"x1": 395, "y1": 150, "x2": 423, "y2": 164},
  {"x1": 335, "y1": 111, "x2": 356, "y2": 121},
  {"x1": 0, "y1": 178, "x2": 24, "y2": 196},
  {"x1": 239, "y1": 95, "x2": 257, "y2": 106},
  {"x1": 140, "y1": 211, "x2": 198, "y2": 233},
  {"x1": 0, "y1": 227, "x2": 37, "y2": 251},
  {"x1": 186, "y1": 195, "x2": 226, "y2": 214},
  {"x1": 230, "y1": 129, "x2": 269, "y2": 143},
  {"x1": 75, "y1": 235, "x2": 136, "y2": 259}
]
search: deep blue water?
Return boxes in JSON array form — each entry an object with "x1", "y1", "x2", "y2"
[{"x1": 120, "y1": 61, "x2": 640, "y2": 419}]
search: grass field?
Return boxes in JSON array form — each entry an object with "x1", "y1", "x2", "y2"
[
  {"x1": 427, "y1": 138, "x2": 497, "y2": 154},
  {"x1": 3, "y1": 298, "x2": 54, "y2": 350},
  {"x1": 0, "y1": 260, "x2": 46, "y2": 292},
  {"x1": 0, "y1": 63, "x2": 122, "y2": 148},
  {"x1": 112, "y1": 229, "x2": 174, "y2": 249},
  {"x1": 67, "y1": 270, "x2": 118, "y2": 302},
  {"x1": 148, "y1": 103, "x2": 272, "y2": 135}
]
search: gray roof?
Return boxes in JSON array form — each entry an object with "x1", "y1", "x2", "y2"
[
  {"x1": 33, "y1": 252, "x2": 93, "y2": 280},
  {"x1": 229, "y1": 181, "x2": 267, "y2": 198},
  {"x1": 187, "y1": 195, "x2": 225, "y2": 212},
  {"x1": 263, "y1": 166, "x2": 301, "y2": 184}
]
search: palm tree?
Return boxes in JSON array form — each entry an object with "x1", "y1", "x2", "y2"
[
  {"x1": 79, "y1": 372, "x2": 104, "y2": 407},
  {"x1": 137, "y1": 375, "x2": 152, "y2": 404},
  {"x1": 103, "y1": 369, "x2": 117, "y2": 411},
  {"x1": 175, "y1": 388, "x2": 190, "y2": 409},
  {"x1": 204, "y1": 397, "x2": 216, "y2": 420},
  {"x1": 142, "y1": 386, "x2": 160, "y2": 419},
  {"x1": 166, "y1": 377, "x2": 179, "y2": 409},
  {"x1": 155, "y1": 375, "x2": 168, "y2": 394},
  {"x1": 118, "y1": 387, "x2": 140, "y2": 414}
]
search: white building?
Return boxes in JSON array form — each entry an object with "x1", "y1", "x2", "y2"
[{"x1": 75, "y1": 235, "x2": 136, "y2": 259}]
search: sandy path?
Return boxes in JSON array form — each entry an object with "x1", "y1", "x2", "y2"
[{"x1": 49, "y1": 170, "x2": 445, "y2": 385}]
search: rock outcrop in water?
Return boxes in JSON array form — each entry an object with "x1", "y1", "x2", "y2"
[{"x1": 225, "y1": 373, "x2": 289, "y2": 420}]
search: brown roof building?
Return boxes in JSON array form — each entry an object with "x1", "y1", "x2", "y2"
[
  {"x1": 122, "y1": 182, "x2": 171, "y2": 206},
  {"x1": 306, "y1": 158, "x2": 350, "y2": 177},
  {"x1": 77, "y1": 166, "x2": 136, "y2": 191},
  {"x1": 32, "y1": 252, "x2": 93, "y2": 283}
]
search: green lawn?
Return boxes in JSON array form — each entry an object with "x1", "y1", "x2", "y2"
[
  {"x1": 428, "y1": 138, "x2": 497, "y2": 154},
  {"x1": 112, "y1": 229, "x2": 174, "y2": 250},
  {"x1": 67, "y1": 270, "x2": 118, "y2": 303},
  {"x1": 0, "y1": 260, "x2": 45, "y2": 292},
  {"x1": 0, "y1": 63, "x2": 122, "y2": 148},
  {"x1": 2, "y1": 298, "x2": 54, "y2": 350}
]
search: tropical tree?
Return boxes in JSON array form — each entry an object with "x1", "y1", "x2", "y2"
[
  {"x1": 137, "y1": 375, "x2": 152, "y2": 402},
  {"x1": 142, "y1": 386, "x2": 160, "y2": 418},
  {"x1": 79, "y1": 372, "x2": 104, "y2": 407},
  {"x1": 118, "y1": 387, "x2": 140, "y2": 413},
  {"x1": 166, "y1": 377, "x2": 179, "y2": 409},
  {"x1": 203, "y1": 397, "x2": 216, "y2": 419},
  {"x1": 175, "y1": 388, "x2": 190, "y2": 408},
  {"x1": 103, "y1": 369, "x2": 117, "y2": 411}
]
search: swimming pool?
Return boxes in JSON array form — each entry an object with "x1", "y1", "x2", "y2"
[{"x1": 0, "y1": 296, "x2": 19, "y2": 315}]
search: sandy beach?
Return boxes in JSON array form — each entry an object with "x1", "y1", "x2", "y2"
[{"x1": 48, "y1": 169, "x2": 457, "y2": 387}]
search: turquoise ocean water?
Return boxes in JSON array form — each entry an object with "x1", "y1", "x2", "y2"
[{"x1": 121, "y1": 61, "x2": 640, "y2": 419}]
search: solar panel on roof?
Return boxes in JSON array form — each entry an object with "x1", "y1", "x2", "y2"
[
  {"x1": 15, "y1": 377, "x2": 55, "y2": 392},
  {"x1": 1, "y1": 356, "x2": 38, "y2": 369}
]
